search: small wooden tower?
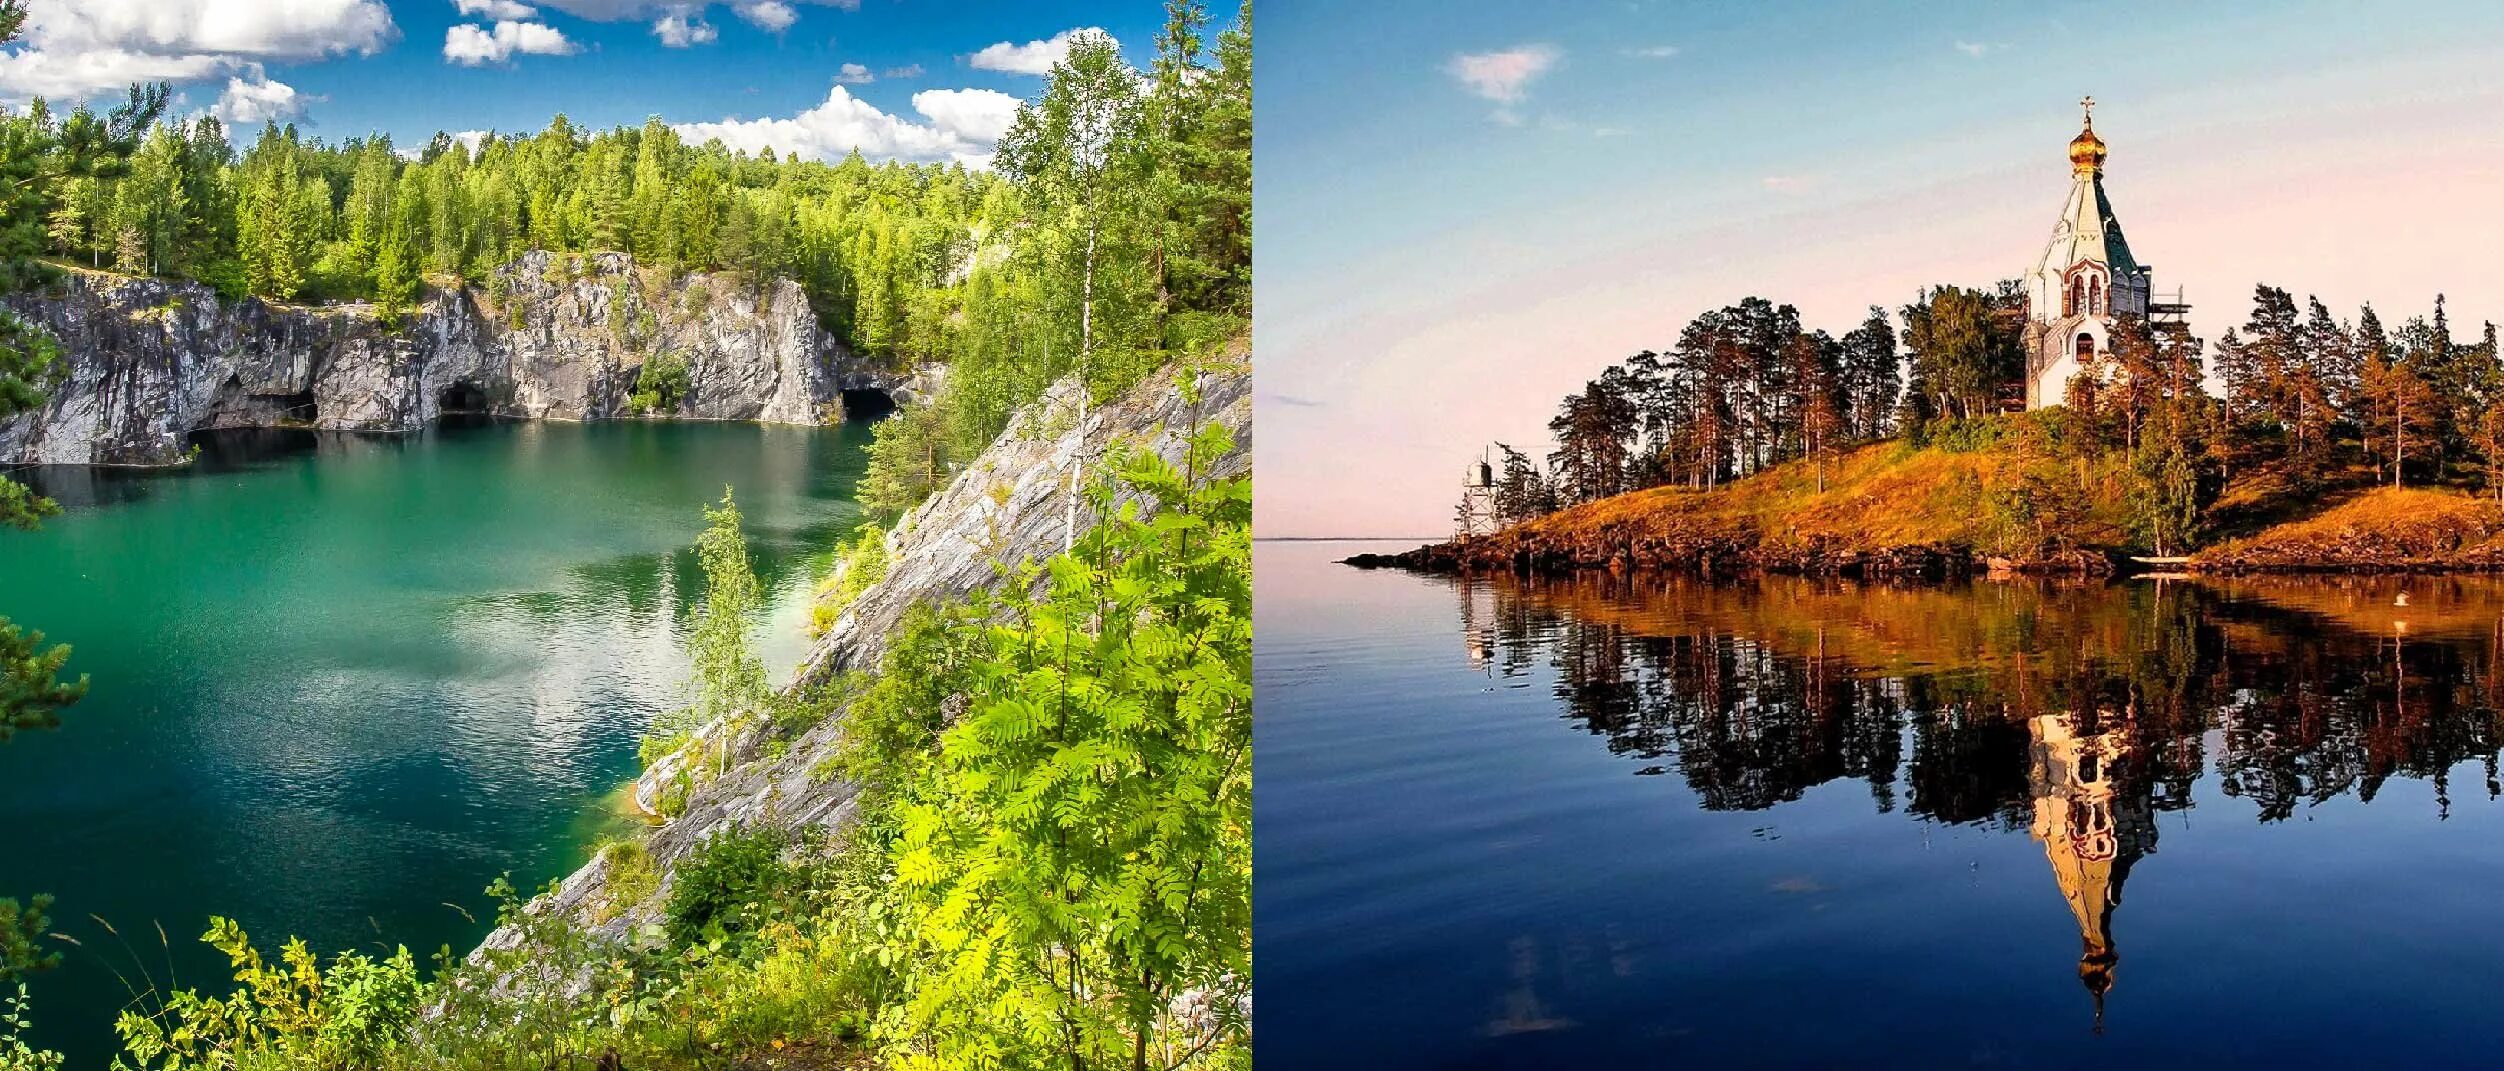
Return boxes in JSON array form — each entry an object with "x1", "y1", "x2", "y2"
[{"x1": 1455, "y1": 449, "x2": 1499, "y2": 538}]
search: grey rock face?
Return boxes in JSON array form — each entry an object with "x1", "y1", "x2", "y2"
[
  {"x1": 472, "y1": 357, "x2": 1251, "y2": 965},
  {"x1": 804, "y1": 358, "x2": 1253, "y2": 679},
  {"x1": 0, "y1": 252, "x2": 893, "y2": 465}
]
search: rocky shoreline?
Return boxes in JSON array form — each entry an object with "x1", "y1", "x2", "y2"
[
  {"x1": 1349, "y1": 527, "x2": 2504, "y2": 580},
  {"x1": 1345, "y1": 531, "x2": 2116, "y2": 579}
]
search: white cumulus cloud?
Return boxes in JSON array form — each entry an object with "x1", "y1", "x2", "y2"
[
  {"x1": 444, "y1": 20, "x2": 579, "y2": 65},
  {"x1": 651, "y1": 11, "x2": 718, "y2": 47},
  {"x1": 531, "y1": 0, "x2": 853, "y2": 32},
  {"x1": 834, "y1": 62, "x2": 873, "y2": 84},
  {"x1": 966, "y1": 27, "x2": 1115, "y2": 76},
  {"x1": 455, "y1": 0, "x2": 541, "y2": 19},
  {"x1": 536, "y1": 0, "x2": 848, "y2": 12},
  {"x1": 733, "y1": 0, "x2": 797, "y2": 32},
  {"x1": 210, "y1": 66, "x2": 307, "y2": 125},
  {"x1": 0, "y1": 0, "x2": 396, "y2": 102},
  {"x1": 673, "y1": 84, "x2": 1022, "y2": 167},
  {"x1": 908, "y1": 87, "x2": 1020, "y2": 145},
  {"x1": 1447, "y1": 44, "x2": 1559, "y2": 105}
]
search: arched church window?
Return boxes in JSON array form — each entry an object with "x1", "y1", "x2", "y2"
[
  {"x1": 2090, "y1": 278, "x2": 2103, "y2": 315},
  {"x1": 2075, "y1": 332, "x2": 2093, "y2": 363}
]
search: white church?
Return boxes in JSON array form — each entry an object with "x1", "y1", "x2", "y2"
[{"x1": 2019, "y1": 99, "x2": 2187, "y2": 409}]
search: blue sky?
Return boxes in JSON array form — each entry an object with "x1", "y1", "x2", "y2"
[
  {"x1": 1258, "y1": 0, "x2": 2504, "y2": 536},
  {"x1": 0, "y1": 1, "x2": 1182, "y2": 161}
]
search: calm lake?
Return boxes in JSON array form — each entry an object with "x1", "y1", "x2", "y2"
[
  {"x1": 0, "y1": 418, "x2": 869, "y2": 1062},
  {"x1": 1258, "y1": 539, "x2": 2504, "y2": 1069}
]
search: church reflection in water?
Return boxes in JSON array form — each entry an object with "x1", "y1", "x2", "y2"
[
  {"x1": 1449, "y1": 571, "x2": 2504, "y2": 1029},
  {"x1": 2028, "y1": 709, "x2": 2151, "y2": 1031}
]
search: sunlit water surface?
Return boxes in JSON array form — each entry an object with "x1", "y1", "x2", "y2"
[
  {"x1": 1258, "y1": 539, "x2": 2504, "y2": 1069},
  {"x1": 0, "y1": 419, "x2": 867, "y2": 1062}
]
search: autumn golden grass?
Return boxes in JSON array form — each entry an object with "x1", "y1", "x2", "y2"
[
  {"x1": 1506, "y1": 432, "x2": 2141, "y2": 561},
  {"x1": 2196, "y1": 485, "x2": 2504, "y2": 571}
]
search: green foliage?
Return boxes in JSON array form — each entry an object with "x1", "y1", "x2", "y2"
[
  {"x1": 663, "y1": 825, "x2": 798, "y2": 953},
  {"x1": 0, "y1": 482, "x2": 53, "y2": 535},
  {"x1": 413, "y1": 875, "x2": 652, "y2": 1068},
  {"x1": 0, "y1": 985, "x2": 62, "y2": 1071},
  {"x1": 642, "y1": 488, "x2": 767, "y2": 773},
  {"x1": 0, "y1": 896, "x2": 54, "y2": 980},
  {"x1": 685, "y1": 488, "x2": 767, "y2": 725},
  {"x1": 592, "y1": 837, "x2": 660, "y2": 924},
  {"x1": 810, "y1": 522, "x2": 887, "y2": 636},
  {"x1": 112, "y1": 918, "x2": 420, "y2": 1071},
  {"x1": 627, "y1": 351, "x2": 689, "y2": 414},
  {"x1": 827, "y1": 606, "x2": 978, "y2": 796},
  {"x1": 0, "y1": 309, "x2": 67, "y2": 529},
  {"x1": 849, "y1": 397, "x2": 1252, "y2": 1070},
  {"x1": 0, "y1": 41, "x2": 95, "y2": 1026},
  {"x1": 0, "y1": 620, "x2": 85, "y2": 742},
  {"x1": 1917, "y1": 410, "x2": 2072, "y2": 454},
  {"x1": 1901, "y1": 283, "x2": 2024, "y2": 423},
  {"x1": 858, "y1": 2, "x2": 1250, "y2": 515},
  {"x1": 859, "y1": 398, "x2": 955, "y2": 517}
]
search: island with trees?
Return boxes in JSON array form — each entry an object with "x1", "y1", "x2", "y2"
[{"x1": 1360, "y1": 282, "x2": 2504, "y2": 577}]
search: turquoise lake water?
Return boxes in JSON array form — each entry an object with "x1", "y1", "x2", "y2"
[{"x1": 0, "y1": 418, "x2": 869, "y2": 1062}]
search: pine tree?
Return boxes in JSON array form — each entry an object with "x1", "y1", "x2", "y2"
[
  {"x1": 2359, "y1": 346, "x2": 2437, "y2": 487},
  {"x1": 1839, "y1": 305, "x2": 1898, "y2": 439},
  {"x1": 1900, "y1": 285, "x2": 2019, "y2": 421},
  {"x1": 374, "y1": 206, "x2": 420, "y2": 324}
]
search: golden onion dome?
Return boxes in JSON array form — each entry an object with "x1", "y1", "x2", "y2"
[
  {"x1": 2069, "y1": 125, "x2": 2106, "y2": 171},
  {"x1": 2069, "y1": 96, "x2": 2105, "y2": 173}
]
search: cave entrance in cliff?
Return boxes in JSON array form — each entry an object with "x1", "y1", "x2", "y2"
[
  {"x1": 439, "y1": 381, "x2": 491, "y2": 415},
  {"x1": 274, "y1": 391, "x2": 317, "y2": 423},
  {"x1": 839, "y1": 389, "x2": 897, "y2": 422}
]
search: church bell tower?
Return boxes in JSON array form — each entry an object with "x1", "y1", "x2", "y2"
[{"x1": 2022, "y1": 98, "x2": 2156, "y2": 409}]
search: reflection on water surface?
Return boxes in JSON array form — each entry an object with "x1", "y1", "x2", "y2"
[{"x1": 1259, "y1": 541, "x2": 2504, "y2": 1069}]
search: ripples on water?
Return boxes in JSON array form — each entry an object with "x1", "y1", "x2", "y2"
[
  {"x1": 1258, "y1": 540, "x2": 2504, "y2": 1069},
  {"x1": 0, "y1": 420, "x2": 866, "y2": 1062}
]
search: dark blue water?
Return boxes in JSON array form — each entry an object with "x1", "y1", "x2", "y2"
[
  {"x1": 1257, "y1": 539, "x2": 2504, "y2": 1068},
  {"x1": 0, "y1": 418, "x2": 869, "y2": 1064}
]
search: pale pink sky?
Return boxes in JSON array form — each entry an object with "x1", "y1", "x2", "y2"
[{"x1": 1256, "y1": 27, "x2": 2504, "y2": 538}]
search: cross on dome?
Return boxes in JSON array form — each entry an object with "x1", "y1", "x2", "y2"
[{"x1": 2068, "y1": 98, "x2": 2107, "y2": 174}]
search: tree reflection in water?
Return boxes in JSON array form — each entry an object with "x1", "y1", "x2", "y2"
[{"x1": 1450, "y1": 571, "x2": 2504, "y2": 1026}]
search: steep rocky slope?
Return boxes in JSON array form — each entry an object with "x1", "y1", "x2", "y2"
[
  {"x1": 0, "y1": 252, "x2": 892, "y2": 466},
  {"x1": 475, "y1": 356, "x2": 1251, "y2": 960}
]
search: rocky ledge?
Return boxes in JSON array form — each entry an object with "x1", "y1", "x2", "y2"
[
  {"x1": 472, "y1": 352, "x2": 1251, "y2": 968},
  {"x1": 0, "y1": 252, "x2": 897, "y2": 466}
]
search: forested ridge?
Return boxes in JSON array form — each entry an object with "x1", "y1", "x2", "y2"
[
  {"x1": 21, "y1": 1, "x2": 1246, "y2": 518},
  {"x1": 1469, "y1": 282, "x2": 2500, "y2": 565}
]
